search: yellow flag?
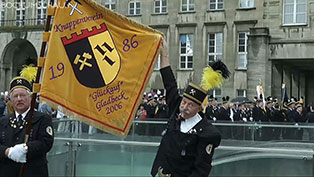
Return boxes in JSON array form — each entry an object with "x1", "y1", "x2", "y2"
[{"x1": 40, "y1": 0, "x2": 163, "y2": 137}]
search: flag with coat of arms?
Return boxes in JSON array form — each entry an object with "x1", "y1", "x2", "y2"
[{"x1": 39, "y1": 0, "x2": 163, "y2": 137}]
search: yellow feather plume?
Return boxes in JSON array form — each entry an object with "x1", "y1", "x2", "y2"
[
  {"x1": 201, "y1": 67, "x2": 224, "y2": 91},
  {"x1": 20, "y1": 65, "x2": 37, "y2": 83}
]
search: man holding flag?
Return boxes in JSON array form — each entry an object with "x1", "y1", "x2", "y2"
[
  {"x1": 151, "y1": 39, "x2": 230, "y2": 177},
  {"x1": 0, "y1": 76, "x2": 54, "y2": 177}
]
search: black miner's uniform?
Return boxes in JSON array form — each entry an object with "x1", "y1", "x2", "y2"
[
  {"x1": 205, "y1": 105, "x2": 219, "y2": 121},
  {"x1": 0, "y1": 111, "x2": 54, "y2": 177},
  {"x1": 151, "y1": 66, "x2": 221, "y2": 177}
]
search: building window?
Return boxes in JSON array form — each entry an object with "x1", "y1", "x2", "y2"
[
  {"x1": 239, "y1": 0, "x2": 254, "y2": 8},
  {"x1": 208, "y1": 89, "x2": 222, "y2": 102},
  {"x1": 237, "y1": 89, "x2": 247, "y2": 97},
  {"x1": 154, "y1": 0, "x2": 167, "y2": 14},
  {"x1": 208, "y1": 33, "x2": 223, "y2": 64},
  {"x1": 180, "y1": 34, "x2": 193, "y2": 69},
  {"x1": 283, "y1": 0, "x2": 307, "y2": 25},
  {"x1": 129, "y1": 1, "x2": 141, "y2": 15},
  {"x1": 16, "y1": 0, "x2": 25, "y2": 26},
  {"x1": 209, "y1": 0, "x2": 224, "y2": 10},
  {"x1": 181, "y1": 0, "x2": 194, "y2": 12},
  {"x1": 37, "y1": 0, "x2": 47, "y2": 25},
  {"x1": 104, "y1": 0, "x2": 116, "y2": 10},
  {"x1": 0, "y1": 0, "x2": 5, "y2": 26},
  {"x1": 238, "y1": 32, "x2": 248, "y2": 69}
]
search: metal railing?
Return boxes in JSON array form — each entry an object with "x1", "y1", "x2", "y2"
[
  {"x1": 52, "y1": 118, "x2": 314, "y2": 141},
  {"x1": 48, "y1": 118, "x2": 314, "y2": 177},
  {"x1": 0, "y1": 18, "x2": 46, "y2": 28}
]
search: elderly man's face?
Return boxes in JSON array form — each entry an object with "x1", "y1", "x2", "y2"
[
  {"x1": 10, "y1": 88, "x2": 31, "y2": 114},
  {"x1": 179, "y1": 97, "x2": 202, "y2": 119}
]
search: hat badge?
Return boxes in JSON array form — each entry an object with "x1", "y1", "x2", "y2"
[
  {"x1": 16, "y1": 79, "x2": 23, "y2": 84},
  {"x1": 190, "y1": 89, "x2": 196, "y2": 96}
]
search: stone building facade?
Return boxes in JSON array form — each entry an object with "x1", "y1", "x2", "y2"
[{"x1": 0, "y1": 0, "x2": 313, "y2": 104}]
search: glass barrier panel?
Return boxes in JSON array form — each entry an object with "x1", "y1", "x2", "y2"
[
  {"x1": 212, "y1": 142, "x2": 314, "y2": 176},
  {"x1": 212, "y1": 121, "x2": 314, "y2": 142},
  {"x1": 48, "y1": 119, "x2": 314, "y2": 176}
]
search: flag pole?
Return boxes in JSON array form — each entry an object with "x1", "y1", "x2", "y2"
[
  {"x1": 19, "y1": 0, "x2": 55, "y2": 176},
  {"x1": 281, "y1": 83, "x2": 285, "y2": 110}
]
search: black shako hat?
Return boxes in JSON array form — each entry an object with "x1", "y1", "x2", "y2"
[
  {"x1": 208, "y1": 95, "x2": 217, "y2": 102},
  {"x1": 183, "y1": 83, "x2": 207, "y2": 105},
  {"x1": 10, "y1": 76, "x2": 32, "y2": 93}
]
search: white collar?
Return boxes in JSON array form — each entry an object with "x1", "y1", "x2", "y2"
[
  {"x1": 180, "y1": 113, "x2": 202, "y2": 133},
  {"x1": 15, "y1": 108, "x2": 30, "y2": 120}
]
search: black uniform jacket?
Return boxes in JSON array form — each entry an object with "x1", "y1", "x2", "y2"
[
  {"x1": 218, "y1": 107, "x2": 230, "y2": 121},
  {"x1": 151, "y1": 66, "x2": 221, "y2": 177},
  {"x1": 205, "y1": 105, "x2": 219, "y2": 121},
  {"x1": 306, "y1": 112, "x2": 314, "y2": 123},
  {"x1": 286, "y1": 109, "x2": 298, "y2": 123},
  {"x1": 253, "y1": 106, "x2": 267, "y2": 122},
  {"x1": 0, "y1": 111, "x2": 54, "y2": 177}
]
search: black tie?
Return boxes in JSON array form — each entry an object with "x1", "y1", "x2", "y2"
[
  {"x1": 179, "y1": 115, "x2": 185, "y2": 122},
  {"x1": 17, "y1": 114, "x2": 23, "y2": 127}
]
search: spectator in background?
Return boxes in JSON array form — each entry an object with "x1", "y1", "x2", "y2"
[
  {"x1": 295, "y1": 103, "x2": 306, "y2": 139},
  {"x1": 272, "y1": 103, "x2": 285, "y2": 140},
  {"x1": 4, "y1": 95, "x2": 15, "y2": 116},
  {"x1": 38, "y1": 102, "x2": 56, "y2": 118},
  {"x1": 136, "y1": 104, "x2": 147, "y2": 121},
  {"x1": 152, "y1": 96, "x2": 169, "y2": 136},
  {"x1": 218, "y1": 96, "x2": 230, "y2": 121},
  {"x1": 56, "y1": 108, "x2": 70, "y2": 133},
  {"x1": 205, "y1": 95, "x2": 219, "y2": 121},
  {"x1": 218, "y1": 96, "x2": 232, "y2": 139},
  {"x1": 145, "y1": 97, "x2": 157, "y2": 119},
  {"x1": 0, "y1": 95, "x2": 5, "y2": 117},
  {"x1": 306, "y1": 103, "x2": 314, "y2": 140},
  {"x1": 284, "y1": 98, "x2": 299, "y2": 140},
  {"x1": 263, "y1": 97, "x2": 274, "y2": 141},
  {"x1": 154, "y1": 96, "x2": 169, "y2": 119}
]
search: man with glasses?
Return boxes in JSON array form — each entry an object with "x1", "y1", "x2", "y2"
[
  {"x1": 0, "y1": 76, "x2": 54, "y2": 177},
  {"x1": 151, "y1": 39, "x2": 229, "y2": 177}
]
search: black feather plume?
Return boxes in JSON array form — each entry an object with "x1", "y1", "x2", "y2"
[{"x1": 209, "y1": 60, "x2": 230, "y2": 79}]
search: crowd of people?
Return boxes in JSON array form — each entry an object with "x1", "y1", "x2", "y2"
[
  {"x1": 136, "y1": 91, "x2": 314, "y2": 140},
  {"x1": 3, "y1": 87, "x2": 314, "y2": 141},
  {"x1": 205, "y1": 96, "x2": 314, "y2": 141},
  {"x1": 137, "y1": 93, "x2": 314, "y2": 122},
  {"x1": 135, "y1": 91, "x2": 169, "y2": 121}
]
